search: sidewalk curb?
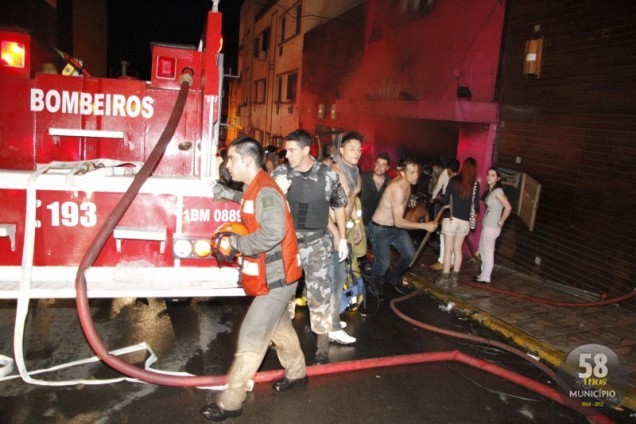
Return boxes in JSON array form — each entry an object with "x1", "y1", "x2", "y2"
[{"x1": 407, "y1": 275, "x2": 636, "y2": 412}]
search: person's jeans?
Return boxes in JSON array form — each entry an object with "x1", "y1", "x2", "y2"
[
  {"x1": 328, "y1": 251, "x2": 346, "y2": 331},
  {"x1": 364, "y1": 224, "x2": 374, "y2": 249},
  {"x1": 369, "y1": 224, "x2": 415, "y2": 290},
  {"x1": 478, "y1": 225, "x2": 501, "y2": 282}
]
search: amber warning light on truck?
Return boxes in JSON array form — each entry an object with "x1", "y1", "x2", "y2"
[
  {"x1": 172, "y1": 237, "x2": 213, "y2": 260},
  {"x1": 1, "y1": 41, "x2": 25, "y2": 68}
]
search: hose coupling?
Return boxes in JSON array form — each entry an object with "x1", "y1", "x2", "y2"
[{"x1": 179, "y1": 68, "x2": 195, "y2": 86}]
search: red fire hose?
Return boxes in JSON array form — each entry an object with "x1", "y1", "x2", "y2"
[
  {"x1": 388, "y1": 292, "x2": 615, "y2": 423},
  {"x1": 73, "y1": 69, "x2": 228, "y2": 387},
  {"x1": 72, "y1": 70, "x2": 614, "y2": 423}
]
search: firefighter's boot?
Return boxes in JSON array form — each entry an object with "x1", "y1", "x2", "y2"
[
  {"x1": 434, "y1": 272, "x2": 450, "y2": 289},
  {"x1": 449, "y1": 272, "x2": 459, "y2": 288},
  {"x1": 313, "y1": 333, "x2": 329, "y2": 365}
]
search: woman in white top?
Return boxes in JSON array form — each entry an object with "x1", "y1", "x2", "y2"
[{"x1": 474, "y1": 167, "x2": 512, "y2": 283}]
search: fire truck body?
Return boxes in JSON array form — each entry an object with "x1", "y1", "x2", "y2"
[{"x1": 0, "y1": 11, "x2": 243, "y2": 299}]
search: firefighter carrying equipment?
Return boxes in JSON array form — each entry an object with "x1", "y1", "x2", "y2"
[
  {"x1": 239, "y1": 170, "x2": 302, "y2": 297},
  {"x1": 211, "y1": 222, "x2": 248, "y2": 264}
]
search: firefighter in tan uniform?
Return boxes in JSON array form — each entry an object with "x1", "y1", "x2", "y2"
[{"x1": 201, "y1": 137, "x2": 306, "y2": 421}]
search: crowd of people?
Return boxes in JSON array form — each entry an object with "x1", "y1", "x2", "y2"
[{"x1": 201, "y1": 130, "x2": 512, "y2": 421}]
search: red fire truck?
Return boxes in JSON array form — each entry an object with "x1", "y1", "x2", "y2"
[{"x1": 0, "y1": 8, "x2": 242, "y2": 301}]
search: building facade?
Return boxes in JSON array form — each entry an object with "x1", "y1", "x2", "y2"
[
  {"x1": 300, "y1": 0, "x2": 504, "y2": 171},
  {"x1": 228, "y1": 0, "x2": 365, "y2": 146},
  {"x1": 228, "y1": 0, "x2": 636, "y2": 304}
]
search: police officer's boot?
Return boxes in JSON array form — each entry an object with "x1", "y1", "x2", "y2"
[
  {"x1": 313, "y1": 333, "x2": 329, "y2": 365},
  {"x1": 434, "y1": 272, "x2": 450, "y2": 289}
]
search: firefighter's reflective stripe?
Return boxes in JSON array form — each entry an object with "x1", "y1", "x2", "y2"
[
  {"x1": 242, "y1": 260, "x2": 259, "y2": 276},
  {"x1": 243, "y1": 200, "x2": 255, "y2": 214}
]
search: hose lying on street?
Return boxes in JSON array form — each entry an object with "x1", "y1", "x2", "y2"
[{"x1": 388, "y1": 291, "x2": 615, "y2": 424}]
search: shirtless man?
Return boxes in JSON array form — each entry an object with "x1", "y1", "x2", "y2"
[{"x1": 369, "y1": 159, "x2": 437, "y2": 295}]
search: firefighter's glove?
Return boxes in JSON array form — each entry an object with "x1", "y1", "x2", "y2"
[
  {"x1": 212, "y1": 181, "x2": 237, "y2": 202},
  {"x1": 212, "y1": 233, "x2": 240, "y2": 262},
  {"x1": 338, "y1": 239, "x2": 349, "y2": 262},
  {"x1": 219, "y1": 236, "x2": 231, "y2": 251},
  {"x1": 220, "y1": 235, "x2": 239, "y2": 258}
]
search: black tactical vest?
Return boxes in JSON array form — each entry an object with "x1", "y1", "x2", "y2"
[{"x1": 287, "y1": 164, "x2": 330, "y2": 231}]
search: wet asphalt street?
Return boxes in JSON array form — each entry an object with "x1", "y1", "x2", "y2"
[{"x1": 0, "y1": 290, "x2": 603, "y2": 423}]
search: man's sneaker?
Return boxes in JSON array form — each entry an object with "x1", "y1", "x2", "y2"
[
  {"x1": 430, "y1": 262, "x2": 444, "y2": 271},
  {"x1": 329, "y1": 330, "x2": 356, "y2": 345}
]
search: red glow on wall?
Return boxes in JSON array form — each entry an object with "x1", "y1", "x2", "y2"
[{"x1": 301, "y1": 0, "x2": 505, "y2": 169}]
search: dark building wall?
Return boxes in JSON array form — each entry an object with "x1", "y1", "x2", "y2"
[
  {"x1": 300, "y1": 4, "x2": 369, "y2": 165},
  {"x1": 301, "y1": 1, "x2": 502, "y2": 172},
  {"x1": 300, "y1": 4, "x2": 366, "y2": 130},
  {"x1": 1, "y1": 0, "x2": 58, "y2": 49},
  {"x1": 1, "y1": 0, "x2": 108, "y2": 76},
  {"x1": 73, "y1": 0, "x2": 107, "y2": 77},
  {"x1": 496, "y1": 0, "x2": 636, "y2": 304},
  {"x1": 372, "y1": 118, "x2": 459, "y2": 171}
]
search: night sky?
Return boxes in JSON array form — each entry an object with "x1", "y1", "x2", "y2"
[{"x1": 107, "y1": 0, "x2": 242, "y2": 80}]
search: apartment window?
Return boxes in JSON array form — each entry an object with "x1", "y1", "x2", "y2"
[
  {"x1": 253, "y1": 27, "x2": 270, "y2": 60},
  {"x1": 280, "y1": 17, "x2": 286, "y2": 43},
  {"x1": 254, "y1": 79, "x2": 266, "y2": 103},
  {"x1": 280, "y1": 2, "x2": 302, "y2": 43},
  {"x1": 276, "y1": 71, "x2": 297, "y2": 103},
  {"x1": 295, "y1": 4, "x2": 302, "y2": 34}
]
